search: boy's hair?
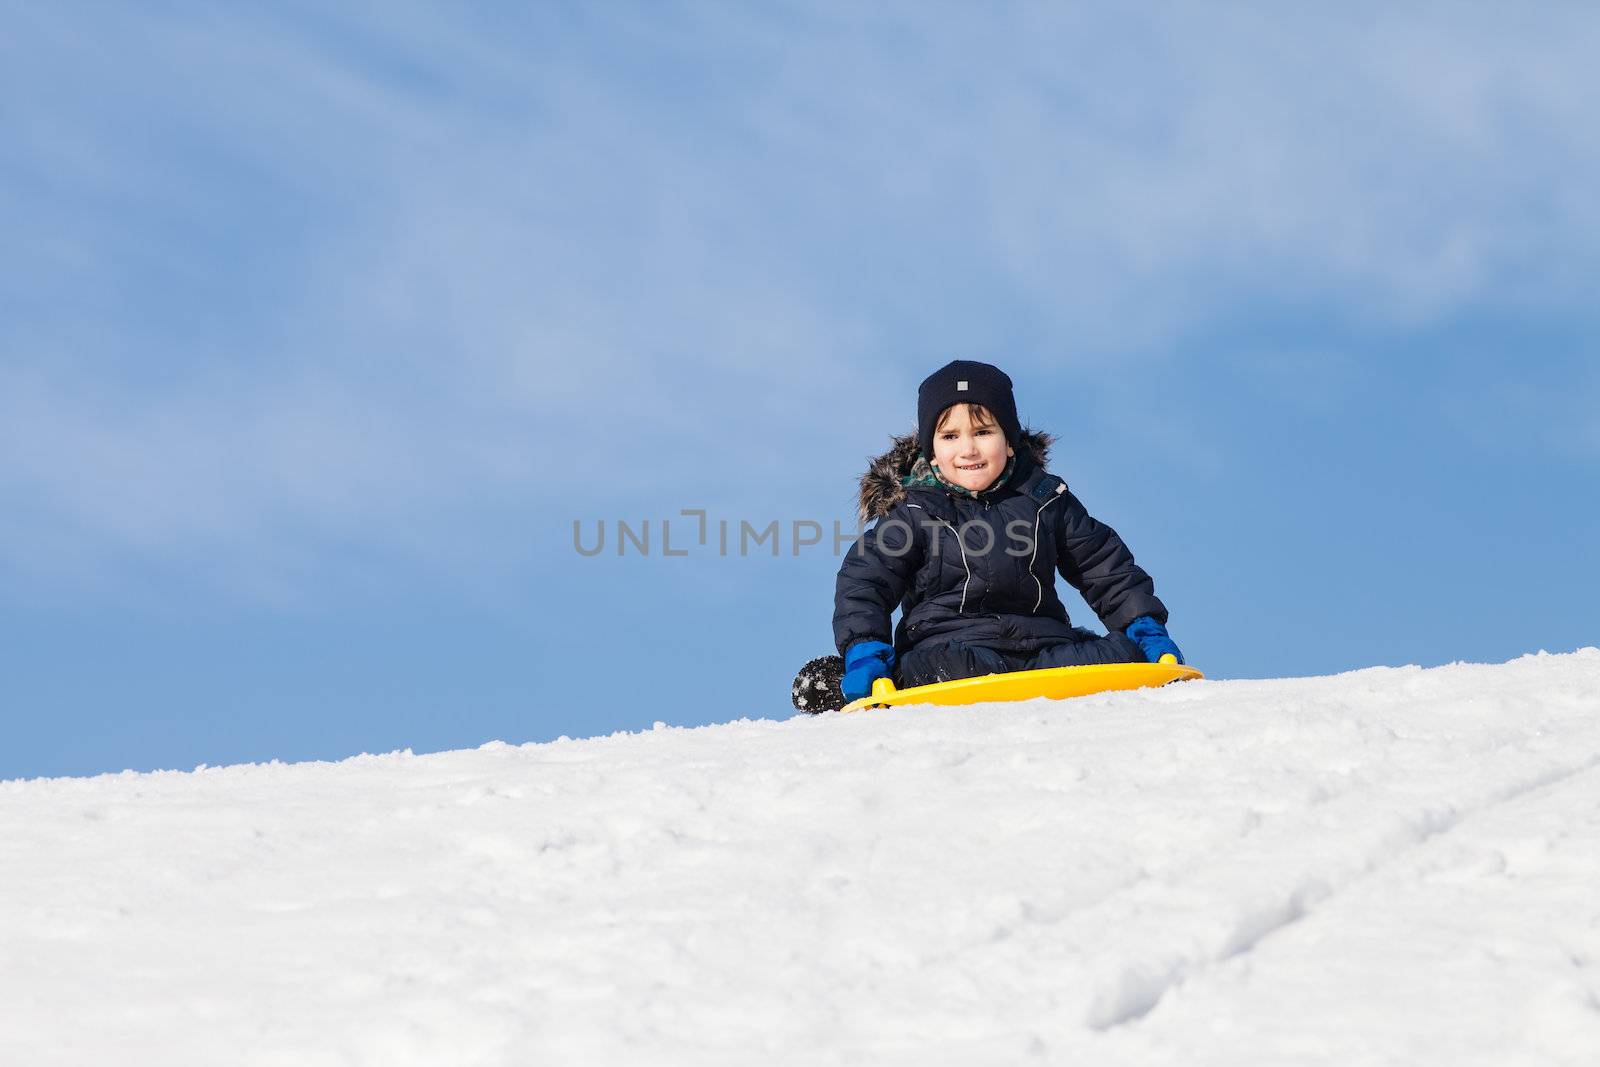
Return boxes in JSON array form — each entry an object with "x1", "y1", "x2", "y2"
[{"x1": 933, "y1": 403, "x2": 999, "y2": 434}]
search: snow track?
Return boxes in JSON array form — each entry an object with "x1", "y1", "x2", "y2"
[{"x1": 3, "y1": 650, "x2": 1598, "y2": 1065}]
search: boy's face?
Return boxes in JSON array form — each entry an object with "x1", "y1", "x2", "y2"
[{"x1": 932, "y1": 403, "x2": 1014, "y2": 492}]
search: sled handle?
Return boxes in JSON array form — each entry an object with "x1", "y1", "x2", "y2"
[
  {"x1": 870, "y1": 677, "x2": 898, "y2": 697},
  {"x1": 1158, "y1": 654, "x2": 1178, "y2": 665}
]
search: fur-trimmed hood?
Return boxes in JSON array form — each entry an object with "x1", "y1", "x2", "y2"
[{"x1": 857, "y1": 427, "x2": 1056, "y2": 524}]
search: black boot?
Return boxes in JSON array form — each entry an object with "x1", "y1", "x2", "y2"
[{"x1": 791, "y1": 655, "x2": 845, "y2": 713}]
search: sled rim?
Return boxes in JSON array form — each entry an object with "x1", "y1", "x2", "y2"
[{"x1": 839, "y1": 658, "x2": 1203, "y2": 713}]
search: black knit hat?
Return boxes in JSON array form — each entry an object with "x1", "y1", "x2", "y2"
[{"x1": 916, "y1": 360, "x2": 1022, "y2": 460}]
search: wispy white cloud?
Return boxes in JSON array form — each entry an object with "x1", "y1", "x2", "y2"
[{"x1": 3, "y1": 3, "x2": 1597, "y2": 596}]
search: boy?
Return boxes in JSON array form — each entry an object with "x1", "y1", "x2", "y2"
[{"x1": 792, "y1": 360, "x2": 1182, "y2": 712}]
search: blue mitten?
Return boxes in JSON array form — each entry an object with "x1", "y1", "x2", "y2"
[
  {"x1": 1125, "y1": 615, "x2": 1184, "y2": 664},
  {"x1": 841, "y1": 640, "x2": 896, "y2": 700}
]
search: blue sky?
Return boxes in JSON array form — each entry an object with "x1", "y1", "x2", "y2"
[{"x1": 3, "y1": 3, "x2": 1596, "y2": 780}]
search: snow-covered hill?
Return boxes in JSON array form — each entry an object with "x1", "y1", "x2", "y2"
[{"x1": 4, "y1": 650, "x2": 1599, "y2": 1066}]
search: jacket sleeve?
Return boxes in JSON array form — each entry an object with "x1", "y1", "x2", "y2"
[
  {"x1": 1053, "y1": 489, "x2": 1168, "y2": 633},
  {"x1": 833, "y1": 502, "x2": 925, "y2": 655}
]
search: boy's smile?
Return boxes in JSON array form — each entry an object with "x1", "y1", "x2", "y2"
[{"x1": 932, "y1": 403, "x2": 1014, "y2": 493}]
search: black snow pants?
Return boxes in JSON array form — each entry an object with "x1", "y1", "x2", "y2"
[{"x1": 894, "y1": 627, "x2": 1146, "y2": 689}]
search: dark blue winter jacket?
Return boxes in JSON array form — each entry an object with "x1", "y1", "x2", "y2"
[{"x1": 833, "y1": 429, "x2": 1168, "y2": 658}]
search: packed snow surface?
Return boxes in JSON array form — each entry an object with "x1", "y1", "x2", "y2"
[{"x1": 4, "y1": 650, "x2": 1599, "y2": 1066}]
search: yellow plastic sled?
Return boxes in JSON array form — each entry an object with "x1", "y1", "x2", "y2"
[{"x1": 840, "y1": 654, "x2": 1202, "y2": 713}]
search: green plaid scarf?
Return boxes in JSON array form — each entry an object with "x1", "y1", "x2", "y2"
[{"x1": 900, "y1": 451, "x2": 1018, "y2": 499}]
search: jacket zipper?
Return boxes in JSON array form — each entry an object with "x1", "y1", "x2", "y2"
[
  {"x1": 1030, "y1": 488, "x2": 1066, "y2": 613},
  {"x1": 934, "y1": 518, "x2": 972, "y2": 614}
]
